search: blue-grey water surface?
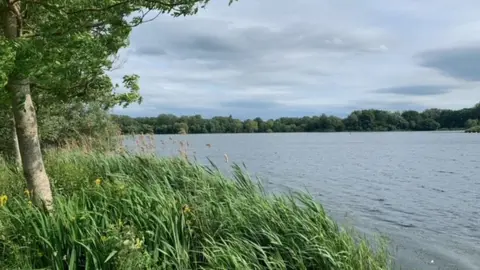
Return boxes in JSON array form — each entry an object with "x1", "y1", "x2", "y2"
[{"x1": 126, "y1": 132, "x2": 480, "y2": 270}]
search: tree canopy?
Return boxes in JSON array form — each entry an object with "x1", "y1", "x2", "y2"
[{"x1": 1, "y1": 0, "x2": 237, "y2": 209}]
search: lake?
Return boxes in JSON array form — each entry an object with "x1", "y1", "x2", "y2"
[{"x1": 125, "y1": 132, "x2": 480, "y2": 270}]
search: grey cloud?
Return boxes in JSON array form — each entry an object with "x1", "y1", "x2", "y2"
[
  {"x1": 220, "y1": 100, "x2": 282, "y2": 109},
  {"x1": 133, "y1": 47, "x2": 166, "y2": 56},
  {"x1": 130, "y1": 17, "x2": 388, "y2": 67},
  {"x1": 114, "y1": 105, "x2": 223, "y2": 118},
  {"x1": 123, "y1": 15, "x2": 390, "y2": 94},
  {"x1": 374, "y1": 85, "x2": 452, "y2": 96},
  {"x1": 417, "y1": 46, "x2": 480, "y2": 81},
  {"x1": 360, "y1": 100, "x2": 429, "y2": 112},
  {"x1": 133, "y1": 21, "x2": 387, "y2": 59},
  {"x1": 335, "y1": 100, "x2": 429, "y2": 115}
]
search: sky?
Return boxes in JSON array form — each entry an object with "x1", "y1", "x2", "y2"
[{"x1": 109, "y1": 0, "x2": 480, "y2": 119}]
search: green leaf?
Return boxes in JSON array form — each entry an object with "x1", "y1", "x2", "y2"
[{"x1": 104, "y1": 250, "x2": 118, "y2": 263}]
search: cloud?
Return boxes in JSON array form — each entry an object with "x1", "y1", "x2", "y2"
[
  {"x1": 109, "y1": 0, "x2": 480, "y2": 118},
  {"x1": 374, "y1": 85, "x2": 453, "y2": 96},
  {"x1": 417, "y1": 47, "x2": 480, "y2": 81},
  {"x1": 220, "y1": 100, "x2": 282, "y2": 110}
]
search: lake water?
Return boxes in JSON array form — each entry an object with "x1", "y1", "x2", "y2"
[{"x1": 125, "y1": 132, "x2": 480, "y2": 270}]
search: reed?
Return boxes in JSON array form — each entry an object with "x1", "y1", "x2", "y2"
[{"x1": 0, "y1": 151, "x2": 391, "y2": 269}]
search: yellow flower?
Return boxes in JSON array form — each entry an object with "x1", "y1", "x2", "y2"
[
  {"x1": 134, "y1": 238, "x2": 143, "y2": 250},
  {"x1": 0, "y1": 195, "x2": 8, "y2": 207},
  {"x1": 182, "y1": 204, "x2": 191, "y2": 214},
  {"x1": 24, "y1": 189, "x2": 31, "y2": 198},
  {"x1": 28, "y1": 201, "x2": 33, "y2": 207},
  {"x1": 95, "y1": 178, "x2": 102, "y2": 186}
]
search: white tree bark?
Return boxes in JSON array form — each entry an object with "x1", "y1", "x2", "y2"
[
  {"x1": 11, "y1": 117, "x2": 22, "y2": 167},
  {"x1": 3, "y1": 1, "x2": 53, "y2": 210},
  {"x1": 7, "y1": 79, "x2": 53, "y2": 210}
]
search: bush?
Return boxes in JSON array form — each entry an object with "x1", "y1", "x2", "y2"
[
  {"x1": 0, "y1": 152, "x2": 391, "y2": 269},
  {"x1": 0, "y1": 103, "x2": 121, "y2": 159},
  {"x1": 0, "y1": 110, "x2": 16, "y2": 160},
  {"x1": 465, "y1": 125, "x2": 480, "y2": 133}
]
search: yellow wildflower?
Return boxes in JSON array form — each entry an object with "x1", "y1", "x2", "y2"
[
  {"x1": 0, "y1": 195, "x2": 8, "y2": 207},
  {"x1": 182, "y1": 204, "x2": 191, "y2": 214},
  {"x1": 134, "y1": 238, "x2": 143, "y2": 250},
  {"x1": 95, "y1": 178, "x2": 102, "y2": 186},
  {"x1": 24, "y1": 189, "x2": 31, "y2": 198}
]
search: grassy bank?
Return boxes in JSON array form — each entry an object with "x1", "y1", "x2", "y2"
[{"x1": 0, "y1": 151, "x2": 391, "y2": 269}]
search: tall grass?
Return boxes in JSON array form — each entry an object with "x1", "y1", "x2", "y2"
[{"x1": 0, "y1": 151, "x2": 391, "y2": 269}]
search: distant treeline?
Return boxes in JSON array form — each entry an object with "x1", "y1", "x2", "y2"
[{"x1": 112, "y1": 102, "x2": 480, "y2": 134}]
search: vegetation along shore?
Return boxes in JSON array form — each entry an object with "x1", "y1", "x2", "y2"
[
  {"x1": 113, "y1": 102, "x2": 480, "y2": 134},
  {"x1": 0, "y1": 149, "x2": 392, "y2": 269}
]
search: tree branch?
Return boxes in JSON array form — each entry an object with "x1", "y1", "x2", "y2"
[
  {"x1": 67, "y1": 1, "x2": 131, "y2": 15},
  {"x1": 30, "y1": 73, "x2": 102, "y2": 97}
]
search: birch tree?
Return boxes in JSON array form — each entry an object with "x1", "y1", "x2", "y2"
[{"x1": 0, "y1": 0, "x2": 236, "y2": 210}]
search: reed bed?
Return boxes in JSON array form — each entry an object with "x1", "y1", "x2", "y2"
[{"x1": 0, "y1": 151, "x2": 391, "y2": 269}]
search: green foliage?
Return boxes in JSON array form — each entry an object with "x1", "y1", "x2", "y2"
[
  {"x1": 0, "y1": 0, "x2": 240, "y2": 162},
  {"x1": 0, "y1": 110, "x2": 16, "y2": 160},
  {"x1": 0, "y1": 102, "x2": 121, "y2": 157},
  {"x1": 3, "y1": 0, "x2": 238, "y2": 114},
  {"x1": 465, "y1": 119, "x2": 479, "y2": 129},
  {"x1": 0, "y1": 37, "x2": 15, "y2": 90},
  {"x1": 465, "y1": 125, "x2": 480, "y2": 133},
  {"x1": 113, "y1": 102, "x2": 480, "y2": 134},
  {"x1": 37, "y1": 102, "x2": 122, "y2": 150},
  {"x1": 0, "y1": 151, "x2": 392, "y2": 269}
]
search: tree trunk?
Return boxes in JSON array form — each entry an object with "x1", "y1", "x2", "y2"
[
  {"x1": 11, "y1": 117, "x2": 22, "y2": 167},
  {"x1": 3, "y1": 1, "x2": 53, "y2": 210},
  {"x1": 7, "y1": 80, "x2": 53, "y2": 210}
]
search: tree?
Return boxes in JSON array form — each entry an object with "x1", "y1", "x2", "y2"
[
  {"x1": 465, "y1": 119, "x2": 479, "y2": 129},
  {"x1": 417, "y1": 118, "x2": 440, "y2": 131},
  {"x1": 344, "y1": 113, "x2": 360, "y2": 131},
  {"x1": 0, "y1": 0, "x2": 236, "y2": 210},
  {"x1": 112, "y1": 101, "x2": 480, "y2": 134},
  {"x1": 244, "y1": 119, "x2": 259, "y2": 133},
  {"x1": 173, "y1": 122, "x2": 189, "y2": 134}
]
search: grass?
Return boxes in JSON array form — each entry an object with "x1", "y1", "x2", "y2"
[{"x1": 0, "y1": 151, "x2": 392, "y2": 270}]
